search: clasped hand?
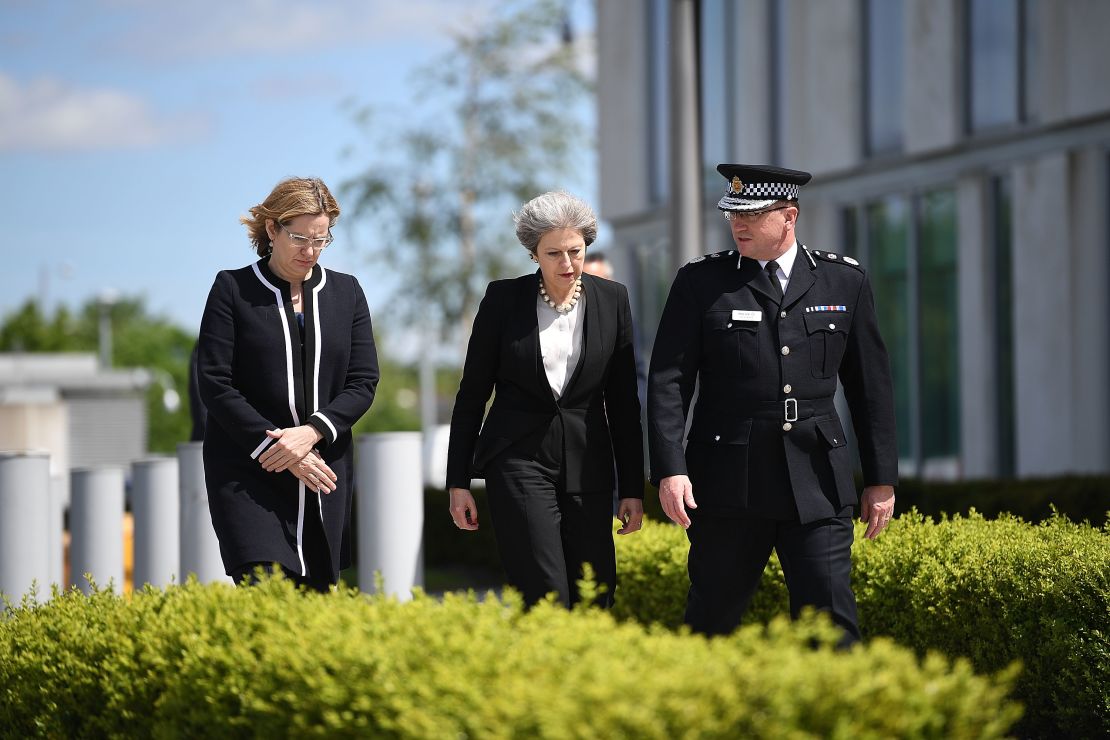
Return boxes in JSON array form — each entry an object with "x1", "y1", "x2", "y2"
[
  {"x1": 258, "y1": 425, "x2": 323, "y2": 472},
  {"x1": 289, "y1": 450, "x2": 338, "y2": 494}
]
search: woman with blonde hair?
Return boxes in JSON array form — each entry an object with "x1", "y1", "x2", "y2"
[{"x1": 198, "y1": 177, "x2": 379, "y2": 591}]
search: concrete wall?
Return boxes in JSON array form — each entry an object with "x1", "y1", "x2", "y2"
[{"x1": 904, "y1": 0, "x2": 961, "y2": 155}]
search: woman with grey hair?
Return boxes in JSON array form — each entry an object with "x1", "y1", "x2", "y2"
[{"x1": 445, "y1": 190, "x2": 645, "y2": 608}]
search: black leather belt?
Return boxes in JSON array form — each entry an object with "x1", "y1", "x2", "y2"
[{"x1": 735, "y1": 398, "x2": 836, "y2": 422}]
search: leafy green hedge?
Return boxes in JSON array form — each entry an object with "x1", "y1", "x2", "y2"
[
  {"x1": 0, "y1": 579, "x2": 1019, "y2": 739},
  {"x1": 613, "y1": 513, "x2": 1110, "y2": 739},
  {"x1": 891, "y1": 475, "x2": 1110, "y2": 526}
]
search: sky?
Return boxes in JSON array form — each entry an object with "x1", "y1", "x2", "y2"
[{"x1": 1, "y1": 0, "x2": 597, "y2": 347}]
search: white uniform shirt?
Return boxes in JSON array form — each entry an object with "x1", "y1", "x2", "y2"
[
  {"x1": 537, "y1": 292, "x2": 584, "y2": 399},
  {"x1": 751, "y1": 240, "x2": 798, "y2": 295}
]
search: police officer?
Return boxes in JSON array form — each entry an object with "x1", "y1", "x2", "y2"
[{"x1": 647, "y1": 164, "x2": 898, "y2": 643}]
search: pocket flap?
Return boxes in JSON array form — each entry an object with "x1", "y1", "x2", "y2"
[
  {"x1": 815, "y1": 418, "x2": 847, "y2": 448},
  {"x1": 803, "y1": 312, "x2": 848, "y2": 334},
  {"x1": 688, "y1": 417, "x2": 753, "y2": 445}
]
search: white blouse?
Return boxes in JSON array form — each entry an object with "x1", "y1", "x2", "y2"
[{"x1": 537, "y1": 292, "x2": 584, "y2": 399}]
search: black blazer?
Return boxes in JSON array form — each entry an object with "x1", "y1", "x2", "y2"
[
  {"x1": 446, "y1": 272, "x2": 645, "y2": 499},
  {"x1": 197, "y1": 258, "x2": 379, "y2": 578}
]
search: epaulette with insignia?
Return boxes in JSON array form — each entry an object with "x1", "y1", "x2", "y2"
[
  {"x1": 807, "y1": 246, "x2": 864, "y2": 271},
  {"x1": 687, "y1": 249, "x2": 737, "y2": 266}
]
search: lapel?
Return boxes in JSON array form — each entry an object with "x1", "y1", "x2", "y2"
[
  {"x1": 737, "y1": 256, "x2": 780, "y2": 304},
  {"x1": 515, "y1": 272, "x2": 553, "y2": 401},
  {"x1": 782, "y1": 245, "x2": 817, "y2": 309},
  {"x1": 557, "y1": 273, "x2": 598, "y2": 404}
]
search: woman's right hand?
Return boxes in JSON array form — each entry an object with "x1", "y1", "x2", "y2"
[
  {"x1": 448, "y1": 487, "x2": 479, "y2": 531},
  {"x1": 291, "y1": 451, "x2": 338, "y2": 494}
]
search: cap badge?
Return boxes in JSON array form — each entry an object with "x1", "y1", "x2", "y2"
[{"x1": 730, "y1": 176, "x2": 744, "y2": 194}]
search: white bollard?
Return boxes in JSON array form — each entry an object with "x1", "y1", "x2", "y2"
[
  {"x1": 131, "y1": 456, "x2": 180, "y2": 589},
  {"x1": 356, "y1": 432, "x2": 424, "y2": 599},
  {"x1": 69, "y1": 466, "x2": 125, "y2": 595},
  {"x1": 177, "y1": 442, "x2": 229, "y2": 584},
  {"x1": 48, "y1": 474, "x2": 66, "y2": 590},
  {"x1": 0, "y1": 451, "x2": 52, "y2": 604}
]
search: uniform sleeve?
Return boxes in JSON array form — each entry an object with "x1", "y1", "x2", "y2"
[
  {"x1": 839, "y1": 273, "x2": 899, "y2": 487},
  {"x1": 197, "y1": 271, "x2": 280, "y2": 458},
  {"x1": 444, "y1": 282, "x2": 505, "y2": 490},
  {"x1": 647, "y1": 267, "x2": 702, "y2": 484},
  {"x1": 306, "y1": 276, "x2": 380, "y2": 446},
  {"x1": 603, "y1": 283, "x2": 646, "y2": 499}
]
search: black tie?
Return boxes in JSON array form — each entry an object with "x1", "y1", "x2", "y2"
[{"x1": 766, "y1": 260, "x2": 783, "y2": 301}]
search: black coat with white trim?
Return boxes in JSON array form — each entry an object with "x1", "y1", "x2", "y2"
[
  {"x1": 647, "y1": 245, "x2": 897, "y2": 523},
  {"x1": 197, "y1": 258, "x2": 379, "y2": 578}
]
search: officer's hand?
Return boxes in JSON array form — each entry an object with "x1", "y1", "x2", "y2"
[
  {"x1": 616, "y1": 498, "x2": 643, "y2": 535},
  {"x1": 659, "y1": 475, "x2": 696, "y2": 529},
  {"x1": 860, "y1": 485, "x2": 895, "y2": 539}
]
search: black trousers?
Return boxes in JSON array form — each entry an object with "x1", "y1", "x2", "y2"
[
  {"x1": 484, "y1": 421, "x2": 617, "y2": 609},
  {"x1": 685, "y1": 513, "x2": 860, "y2": 644},
  {"x1": 230, "y1": 490, "x2": 334, "y2": 593}
]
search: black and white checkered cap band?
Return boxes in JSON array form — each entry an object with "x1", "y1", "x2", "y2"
[{"x1": 717, "y1": 181, "x2": 800, "y2": 212}]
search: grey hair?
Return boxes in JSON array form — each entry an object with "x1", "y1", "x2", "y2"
[{"x1": 513, "y1": 190, "x2": 598, "y2": 253}]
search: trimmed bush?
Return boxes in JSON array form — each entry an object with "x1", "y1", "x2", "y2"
[
  {"x1": 890, "y1": 475, "x2": 1110, "y2": 526},
  {"x1": 0, "y1": 578, "x2": 1019, "y2": 738},
  {"x1": 614, "y1": 513, "x2": 1110, "y2": 738}
]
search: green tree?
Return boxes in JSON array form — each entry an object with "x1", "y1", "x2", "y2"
[
  {"x1": 341, "y1": 0, "x2": 593, "y2": 342},
  {"x1": 0, "y1": 298, "x2": 194, "y2": 453}
]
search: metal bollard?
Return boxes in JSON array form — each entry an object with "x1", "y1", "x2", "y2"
[
  {"x1": 0, "y1": 451, "x2": 52, "y2": 604},
  {"x1": 131, "y1": 456, "x2": 179, "y2": 589},
  {"x1": 177, "y1": 442, "x2": 229, "y2": 583},
  {"x1": 70, "y1": 466, "x2": 125, "y2": 595},
  {"x1": 356, "y1": 432, "x2": 424, "y2": 599}
]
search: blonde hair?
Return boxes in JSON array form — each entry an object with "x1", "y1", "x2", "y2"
[{"x1": 241, "y1": 177, "x2": 341, "y2": 257}]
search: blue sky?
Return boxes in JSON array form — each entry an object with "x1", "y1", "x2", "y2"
[{"x1": 2, "y1": 0, "x2": 596, "y2": 341}]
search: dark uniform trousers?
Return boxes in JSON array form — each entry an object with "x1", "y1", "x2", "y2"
[
  {"x1": 484, "y1": 418, "x2": 617, "y2": 609},
  {"x1": 649, "y1": 246, "x2": 898, "y2": 646}
]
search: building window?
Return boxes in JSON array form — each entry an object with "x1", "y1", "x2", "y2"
[
  {"x1": 864, "y1": 0, "x2": 905, "y2": 156},
  {"x1": 866, "y1": 197, "x2": 914, "y2": 464},
  {"x1": 990, "y1": 175, "x2": 1016, "y2": 476},
  {"x1": 967, "y1": 0, "x2": 1037, "y2": 130},
  {"x1": 857, "y1": 187, "x2": 960, "y2": 477},
  {"x1": 918, "y1": 189, "x2": 959, "y2": 467},
  {"x1": 699, "y1": 0, "x2": 733, "y2": 198},
  {"x1": 649, "y1": 0, "x2": 670, "y2": 204}
]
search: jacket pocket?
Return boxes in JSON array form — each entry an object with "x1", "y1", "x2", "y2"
[
  {"x1": 702, "y1": 310, "x2": 760, "y2": 378},
  {"x1": 803, "y1": 312, "x2": 849, "y2": 378}
]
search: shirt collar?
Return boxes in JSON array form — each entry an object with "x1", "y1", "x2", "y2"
[{"x1": 752, "y1": 240, "x2": 798, "y2": 276}]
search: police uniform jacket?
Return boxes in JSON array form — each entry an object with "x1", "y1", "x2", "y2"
[
  {"x1": 197, "y1": 258, "x2": 380, "y2": 579},
  {"x1": 446, "y1": 272, "x2": 644, "y2": 499},
  {"x1": 648, "y1": 244, "x2": 897, "y2": 523}
]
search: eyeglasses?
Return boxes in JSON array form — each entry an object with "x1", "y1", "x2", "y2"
[
  {"x1": 279, "y1": 222, "x2": 333, "y2": 251},
  {"x1": 722, "y1": 206, "x2": 790, "y2": 222}
]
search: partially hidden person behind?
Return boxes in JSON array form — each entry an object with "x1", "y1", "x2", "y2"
[
  {"x1": 446, "y1": 191, "x2": 645, "y2": 608},
  {"x1": 648, "y1": 164, "x2": 897, "y2": 644},
  {"x1": 197, "y1": 177, "x2": 380, "y2": 592}
]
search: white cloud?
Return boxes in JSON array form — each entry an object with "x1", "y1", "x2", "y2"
[
  {"x1": 0, "y1": 73, "x2": 210, "y2": 152},
  {"x1": 111, "y1": 0, "x2": 496, "y2": 61}
]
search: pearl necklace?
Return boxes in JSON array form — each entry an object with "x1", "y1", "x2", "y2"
[{"x1": 539, "y1": 276, "x2": 582, "y2": 314}]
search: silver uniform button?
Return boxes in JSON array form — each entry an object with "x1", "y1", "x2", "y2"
[
  {"x1": 829, "y1": 323, "x2": 836, "y2": 330},
  {"x1": 781, "y1": 346, "x2": 790, "y2": 356},
  {"x1": 782, "y1": 422, "x2": 793, "y2": 431},
  {"x1": 727, "y1": 322, "x2": 733, "y2": 328},
  {"x1": 780, "y1": 311, "x2": 787, "y2": 319},
  {"x1": 783, "y1": 384, "x2": 792, "y2": 393},
  {"x1": 714, "y1": 435, "x2": 721, "y2": 441}
]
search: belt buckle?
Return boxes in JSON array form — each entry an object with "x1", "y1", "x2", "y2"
[{"x1": 784, "y1": 398, "x2": 798, "y2": 423}]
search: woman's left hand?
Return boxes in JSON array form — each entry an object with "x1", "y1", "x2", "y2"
[
  {"x1": 259, "y1": 425, "x2": 323, "y2": 472},
  {"x1": 616, "y1": 498, "x2": 644, "y2": 535}
]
